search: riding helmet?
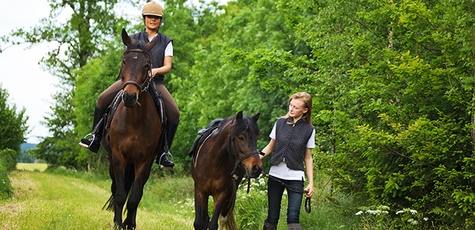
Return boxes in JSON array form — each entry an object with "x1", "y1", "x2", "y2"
[{"x1": 142, "y1": 1, "x2": 164, "y2": 17}]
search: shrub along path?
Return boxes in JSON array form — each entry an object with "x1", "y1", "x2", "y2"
[{"x1": 0, "y1": 170, "x2": 193, "y2": 229}]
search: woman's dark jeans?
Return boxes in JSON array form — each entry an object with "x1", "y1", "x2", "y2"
[{"x1": 266, "y1": 176, "x2": 304, "y2": 224}]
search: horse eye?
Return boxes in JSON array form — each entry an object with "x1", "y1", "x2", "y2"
[{"x1": 238, "y1": 135, "x2": 245, "y2": 140}]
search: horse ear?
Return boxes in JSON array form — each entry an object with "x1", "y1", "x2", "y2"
[
  {"x1": 122, "y1": 28, "x2": 132, "y2": 46},
  {"x1": 236, "y1": 111, "x2": 243, "y2": 120},
  {"x1": 251, "y1": 113, "x2": 260, "y2": 122}
]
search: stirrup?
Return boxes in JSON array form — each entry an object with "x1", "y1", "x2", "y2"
[
  {"x1": 79, "y1": 133, "x2": 100, "y2": 153},
  {"x1": 158, "y1": 151, "x2": 174, "y2": 168},
  {"x1": 79, "y1": 133, "x2": 94, "y2": 148}
]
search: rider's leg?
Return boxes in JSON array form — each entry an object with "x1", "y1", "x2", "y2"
[
  {"x1": 155, "y1": 83, "x2": 180, "y2": 168},
  {"x1": 79, "y1": 106, "x2": 106, "y2": 153},
  {"x1": 79, "y1": 81, "x2": 122, "y2": 153}
]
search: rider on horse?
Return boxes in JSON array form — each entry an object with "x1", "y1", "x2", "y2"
[{"x1": 79, "y1": 1, "x2": 179, "y2": 168}]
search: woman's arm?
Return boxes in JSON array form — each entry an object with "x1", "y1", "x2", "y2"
[
  {"x1": 260, "y1": 139, "x2": 275, "y2": 160},
  {"x1": 151, "y1": 56, "x2": 172, "y2": 76},
  {"x1": 304, "y1": 148, "x2": 314, "y2": 198}
]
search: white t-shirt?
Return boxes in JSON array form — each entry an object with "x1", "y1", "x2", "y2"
[{"x1": 268, "y1": 122, "x2": 315, "y2": 181}]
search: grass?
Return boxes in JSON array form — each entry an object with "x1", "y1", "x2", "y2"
[
  {"x1": 16, "y1": 163, "x2": 48, "y2": 172},
  {"x1": 0, "y1": 169, "x2": 194, "y2": 229}
]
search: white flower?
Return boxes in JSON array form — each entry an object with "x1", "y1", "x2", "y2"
[
  {"x1": 355, "y1": 211, "x2": 363, "y2": 215},
  {"x1": 410, "y1": 209, "x2": 417, "y2": 214},
  {"x1": 396, "y1": 210, "x2": 404, "y2": 215}
]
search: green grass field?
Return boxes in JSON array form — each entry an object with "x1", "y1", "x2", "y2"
[
  {"x1": 16, "y1": 163, "x2": 48, "y2": 172},
  {"x1": 0, "y1": 169, "x2": 194, "y2": 229}
]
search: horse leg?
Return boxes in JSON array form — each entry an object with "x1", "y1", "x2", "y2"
[
  {"x1": 208, "y1": 194, "x2": 227, "y2": 230},
  {"x1": 193, "y1": 192, "x2": 210, "y2": 230},
  {"x1": 219, "y1": 195, "x2": 238, "y2": 230},
  {"x1": 112, "y1": 157, "x2": 127, "y2": 229},
  {"x1": 123, "y1": 163, "x2": 152, "y2": 229}
]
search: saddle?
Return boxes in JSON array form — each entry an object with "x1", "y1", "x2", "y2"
[
  {"x1": 188, "y1": 118, "x2": 223, "y2": 158},
  {"x1": 101, "y1": 83, "x2": 167, "y2": 148}
]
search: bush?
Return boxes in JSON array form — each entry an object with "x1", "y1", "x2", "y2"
[
  {"x1": 235, "y1": 176, "x2": 268, "y2": 229},
  {"x1": 0, "y1": 148, "x2": 18, "y2": 172},
  {"x1": 0, "y1": 158, "x2": 12, "y2": 199}
]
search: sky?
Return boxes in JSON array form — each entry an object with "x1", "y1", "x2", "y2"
[{"x1": 0, "y1": 0, "x2": 56, "y2": 144}]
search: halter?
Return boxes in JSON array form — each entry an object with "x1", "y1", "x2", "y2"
[
  {"x1": 228, "y1": 136, "x2": 260, "y2": 179},
  {"x1": 120, "y1": 48, "x2": 153, "y2": 94}
]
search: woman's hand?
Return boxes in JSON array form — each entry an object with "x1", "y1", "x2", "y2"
[{"x1": 304, "y1": 185, "x2": 314, "y2": 198}]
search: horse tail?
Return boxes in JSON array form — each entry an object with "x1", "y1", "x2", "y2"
[
  {"x1": 219, "y1": 211, "x2": 237, "y2": 230},
  {"x1": 102, "y1": 195, "x2": 115, "y2": 211},
  {"x1": 124, "y1": 162, "x2": 135, "y2": 195},
  {"x1": 102, "y1": 162, "x2": 134, "y2": 212}
]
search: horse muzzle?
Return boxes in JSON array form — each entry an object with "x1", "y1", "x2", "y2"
[
  {"x1": 249, "y1": 164, "x2": 262, "y2": 178},
  {"x1": 122, "y1": 91, "x2": 138, "y2": 107},
  {"x1": 243, "y1": 154, "x2": 263, "y2": 178}
]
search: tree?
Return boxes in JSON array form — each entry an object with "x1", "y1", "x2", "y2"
[
  {"x1": 1, "y1": 0, "x2": 133, "y2": 170},
  {"x1": 0, "y1": 86, "x2": 29, "y2": 173},
  {"x1": 277, "y1": 0, "x2": 475, "y2": 227}
]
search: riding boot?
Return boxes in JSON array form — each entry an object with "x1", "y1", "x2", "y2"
[
  {"x1": 156, "y1": 122, "x2": 178, "y2": 168},
  {"x1": 79, "y1": 106, "x2": 105, "y2": 153},
  {"x1": 262, "y1": 220, "x2": 277, "y2": 230},
  {"x1": 288, "y1": 223, "x2": 302, "y2": 230}
]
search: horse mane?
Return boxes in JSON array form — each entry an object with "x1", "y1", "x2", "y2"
[{"x1": 218, "y1": 114, "x2": 260, "y2": 140}]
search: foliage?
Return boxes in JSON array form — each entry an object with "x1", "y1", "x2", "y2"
[
  {"x1": 284, "y1": 0, "x2": 475, "y2": 228},
  {"x1": 0, "y1": 86, "x2": 27, "y2": 200},
  {"x1": 0, "y1": 86, "x2": 28, "y2": 155},
  {"x1": 0, "y1": 158, "x2": 12, "y2": 199},
  {"x1": 0, "y1": 149, "x2": 18, "y2": 172}
]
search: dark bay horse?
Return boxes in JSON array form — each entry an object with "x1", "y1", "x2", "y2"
[
  {"x1": 190, "y1": 111, "x2": 263, "y2": 230},
  {"x1": 101, "y1": 28, "x2": 161, "y2": 229}
]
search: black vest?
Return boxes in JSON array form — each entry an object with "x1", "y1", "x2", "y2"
[
  {"x1": 131, "y1": 31, "x2": 173, "y2": 84},
  {"x1": 270, "y1": 117, "x2": 314, "y2": 171}
]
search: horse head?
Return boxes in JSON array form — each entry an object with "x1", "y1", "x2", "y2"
[
  {"x1": 119, "y1": 28, "x2": 157, "y2": 108},
  {"x1": 228, "y1": 111, "x2": 263, "y2": 178}
]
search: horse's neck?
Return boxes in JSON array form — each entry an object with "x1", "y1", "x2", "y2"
[
  {"x1": 209, "y1": 133, "x2": 233, "y2": 163},
  {"x1": 122, "y1": 96, "x2": 156, "y2": 120}
]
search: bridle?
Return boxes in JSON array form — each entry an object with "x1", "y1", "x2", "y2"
[
  {"x1": 119, "y1": 48, "x2": 153, "y2": 94},
  {"x1": 227, "y1": 119, "x2": 260, "y2": 178},
  {"x1": 226, "y1": 119, "x2": 261, "y2": 194}
]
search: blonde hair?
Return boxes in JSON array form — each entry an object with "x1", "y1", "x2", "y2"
[{"x1": 284, "y1": 92, "x2": 312, "y2": 124}]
